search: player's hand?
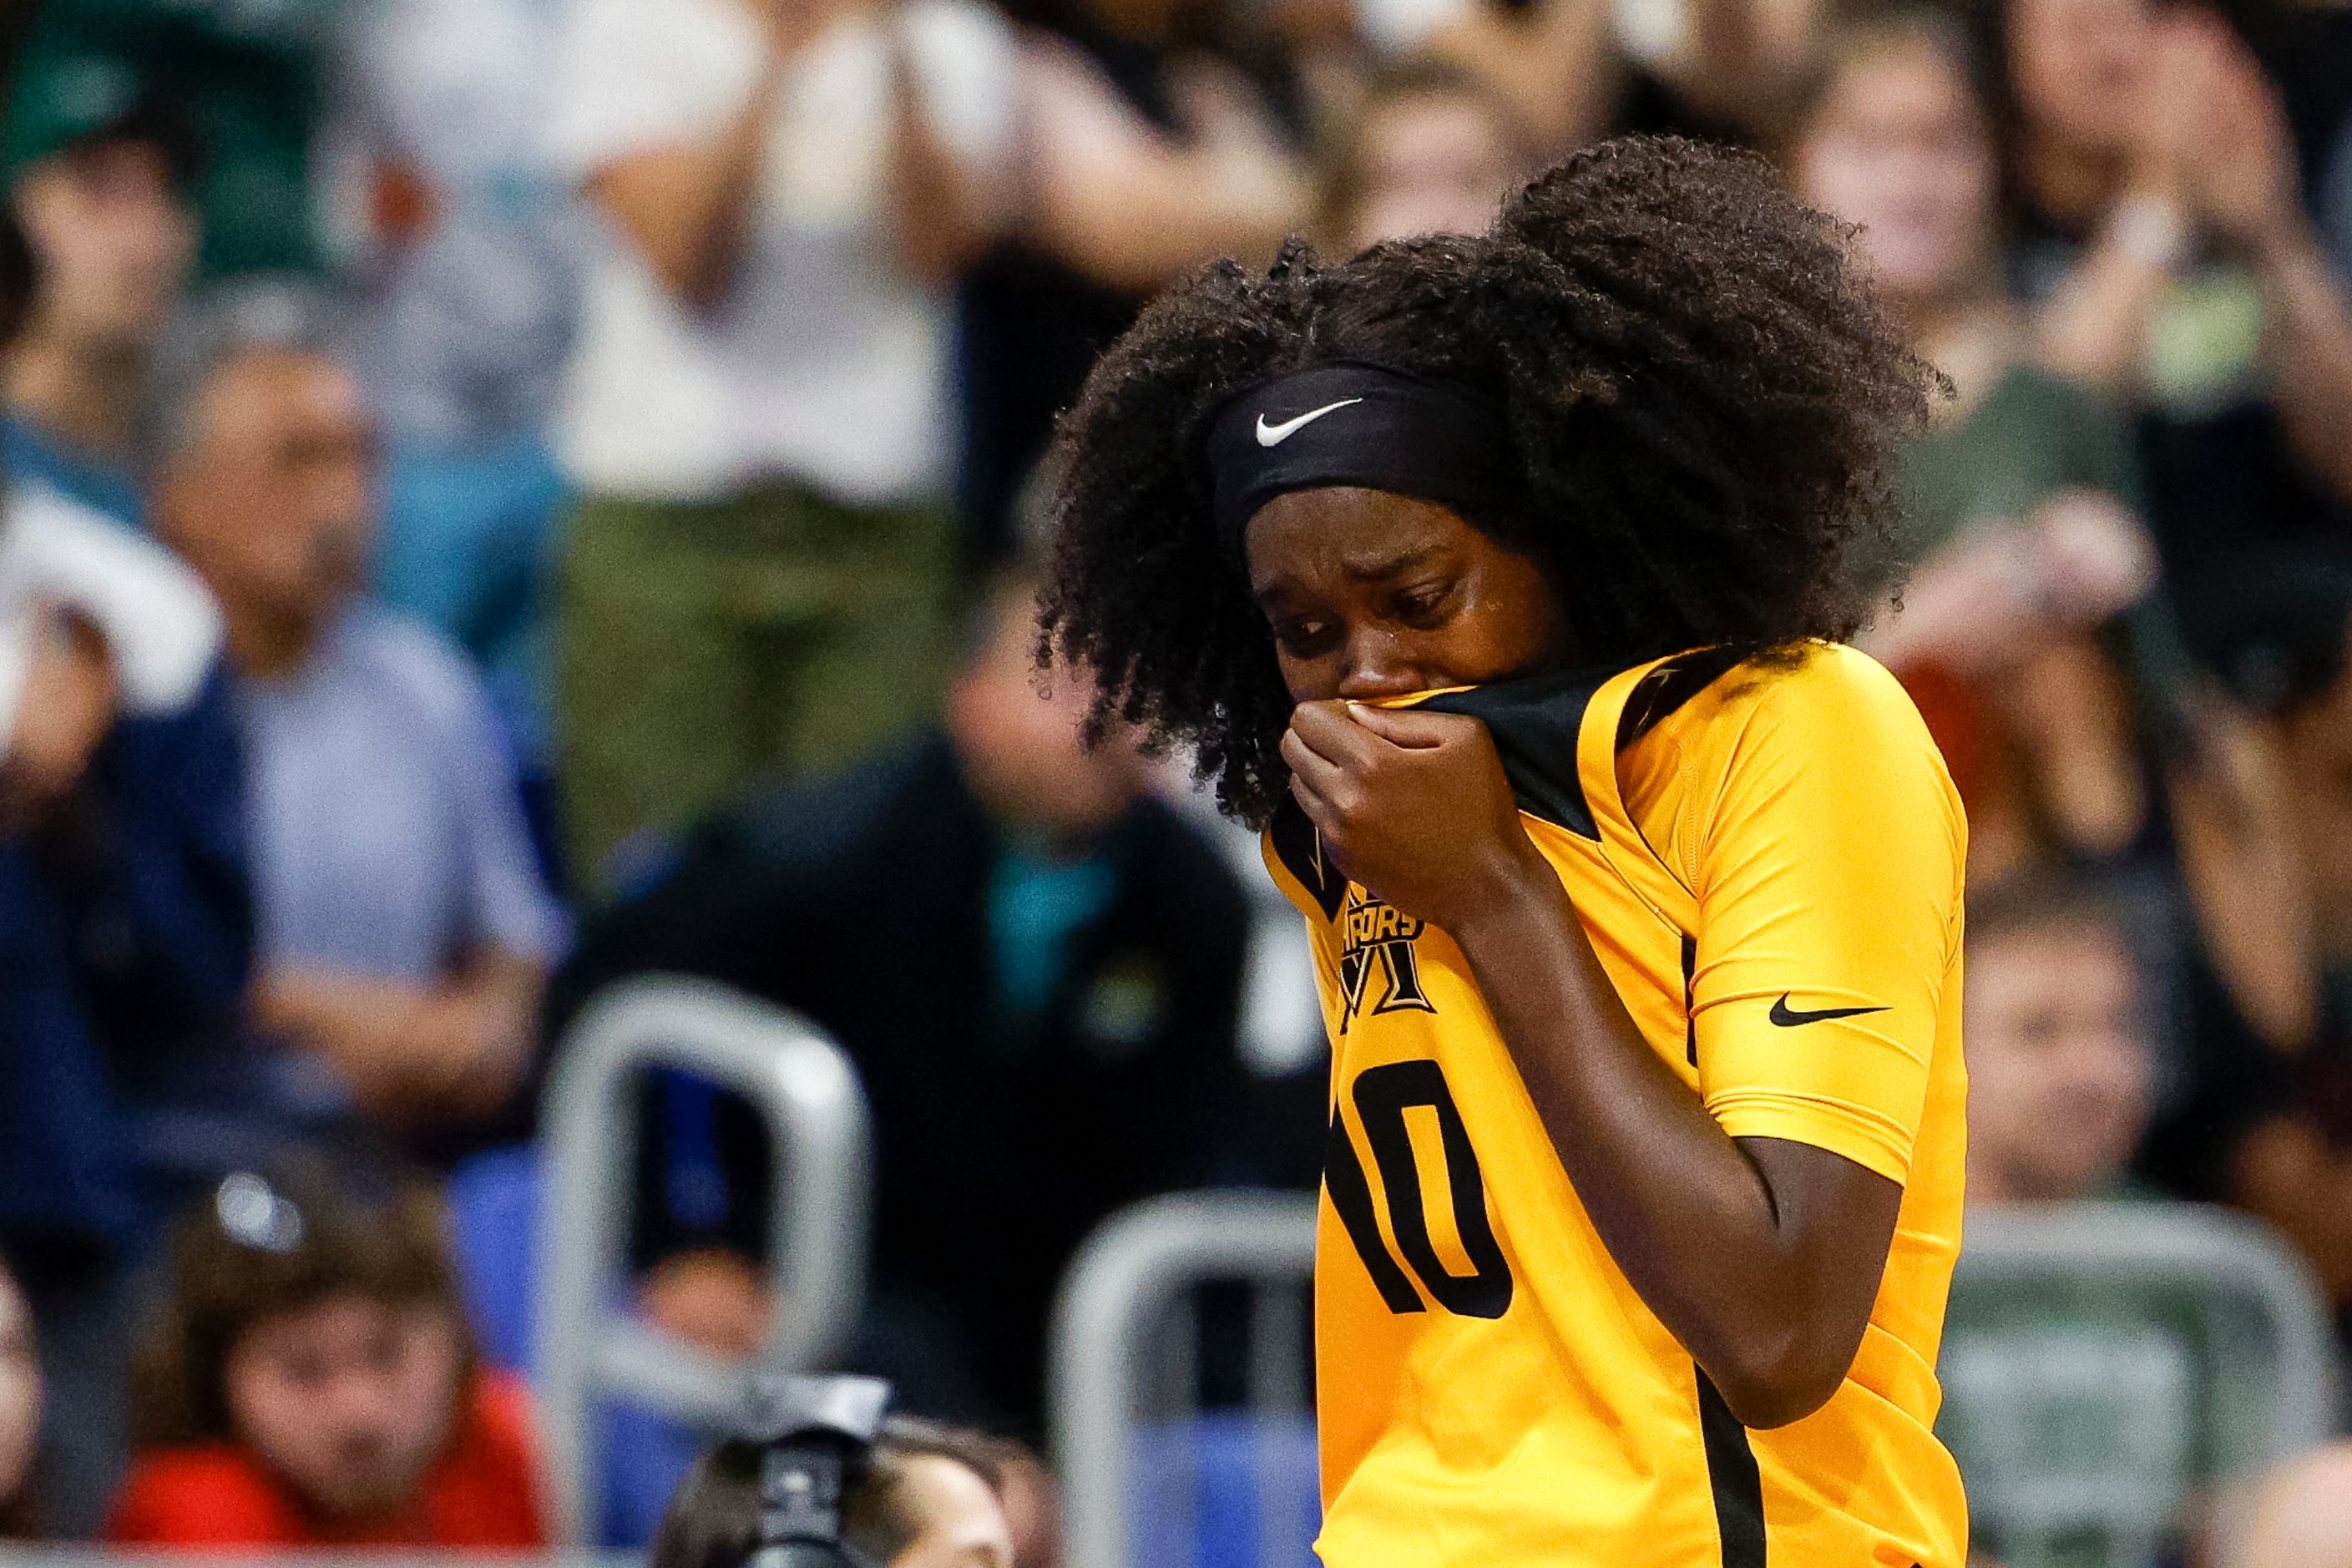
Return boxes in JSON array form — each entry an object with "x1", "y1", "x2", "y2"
[{"x1": 1280, "y1": 699, "x2": 1548, "y2": 933}]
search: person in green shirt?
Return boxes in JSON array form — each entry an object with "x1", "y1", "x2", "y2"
[
  {"x1": 1787, "y1": 12, "x2": 2163, "y2": 879},
  {"x1": 1940, "y1": 869, "x2": 2279, "y2": 1568}
]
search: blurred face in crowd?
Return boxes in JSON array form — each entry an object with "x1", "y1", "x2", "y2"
[
  {"x1": 156, "y1": 348, "x2": 375, "y2": 637},
  {"x1": 1794, "y1": 37, "x2": 1999, "y2": 311},
  {"x1": 1964, "y1": 917, "x2": 2153, "y2": 1202},
  {"x1": 2007, "y1": 0, "x2": 2155, "y2": 157},
  {"x1": 1345, "y1": 88, "x2": 1521, "y2": 255},
  {"x1": 2238, "y1": 1441, "x2": 2352, "y2": 1568},
  {"x1": 11, "y1": 139, "x2": 195, "y2": 353},
  {"x1": 223, "y1": 1293, "x2": 463, "y2": 1520},
  {"x1": 0, "y1": 1267, "x2": 39, "y2": 1510},
  {"x1": 950, "y1": 587, "x2": 1144, "y2": 840}
]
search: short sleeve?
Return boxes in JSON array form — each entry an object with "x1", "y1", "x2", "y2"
[
  {"x1": 542, "y1": 0, "x2": 761, "y2": 178},
  {"x1": 382, "y1": 619, "x2": 567, "y2": 965},
  {"x1": 1688, "y1": 648, "x2": 1965, "y2": 1185},
  {"x1": 442, "y1": 676, "x2": 567, "y2": 965}
]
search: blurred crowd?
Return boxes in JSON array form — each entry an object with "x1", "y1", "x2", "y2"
[{"x1": 1, "y1": 0, "x2": 2350, "y2": 1560}]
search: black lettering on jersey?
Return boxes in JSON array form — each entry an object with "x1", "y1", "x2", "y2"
[
  {"x1": 1269, "y1": 800, "x2": 1348, "y2": 922},
  {"x1": 1324, "y1": 1107, "x2": 1426, "y2": 1313},
  {"x1": 1337, "y1": 889, "x2": 1435, "y2": 1031},
  {"x1": 1348, "y1": 1060, "x2": 1513, "y2": 1319}
]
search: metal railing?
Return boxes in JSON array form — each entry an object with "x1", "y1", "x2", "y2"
[
  {"x1": 1049, "y1": 1191, "x2": 1321, "y2": 1568},
  {"x1": 534, "y1": 976, "x2": 873, "y2": 1545},
  {"x1": 1046, "y1": 1193, "x2": 2345, "y2": 1568},
  {"x1": 1945, "y1": 1201, "x2": 2343, "y2": 1568}
]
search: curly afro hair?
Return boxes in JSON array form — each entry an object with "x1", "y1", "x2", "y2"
[{"x1": 1040, "y1": 134, "x2": 1935, "y2": 826}]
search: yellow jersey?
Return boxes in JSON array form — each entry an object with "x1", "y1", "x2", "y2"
[{"x1": 1262, "y1": 642, "x2": 1970, "y2": 1568}]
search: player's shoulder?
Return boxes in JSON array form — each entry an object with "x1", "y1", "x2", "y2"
[{"x1": 1638, "y1": 640, "x2": 1931, "y2": 765}]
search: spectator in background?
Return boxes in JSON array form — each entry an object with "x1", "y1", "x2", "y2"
[
  {"x1": 1788, "y1": 13, "x2": 2319, "y2": 1077},
  {"x1": 0, "y1": 209, "x2": 250, "y2": 1535},
  {"x1": 1940, "y1": 867, "x2": 2285, "y2": 1568},
  {"x1": 148, "y1": 285, "x2": 564, "y2": 1162},
  {"x1": 1334, "y1": 0, "x2": 1611, "y2": 156},
  {"x1": 2187, "y1": 562, "x2": 2352, "y2": 1319},
  {"x1": 1788, "y1": 12, "x2": 2157, "y2": 879},
  {"x1": 957, "y1": 0, "x2": 1307, "y2": 564},
  {"x1": 1992, "y1": 0, "x2": 2352, "y2": 577},
  {"x1": 1319, "y1": 61, "x2": 1529, "y2": 254},
  {"x1": 0, "y1": 57, "x2": 196, "y2": 523},
  {"x1": 332, "y1": 0, "x2": 585, "y2": 875},
  {"x1": 0, "y1": 1259, "x2": 43, "y2": 1536},
  {"x1": 1961, "y1": 870, "x2": 2155, "y2": 1205},
  {"x1": 6, "y1": 0, "x2": 329, "y2": 280},
  {"x1": 545, "y1": 572, "x2": 1297, "y2": 1437},
  {"x1": 109, "y1": 1160, "x2": 546, "y2": 1548},
  {"x1": 545, "y1": 0, "x2": 1020, "y2": 885}
]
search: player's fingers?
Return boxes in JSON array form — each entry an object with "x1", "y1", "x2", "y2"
[
  {"x1": 1346, "y1": 703, "x2": 1478, "y2": 750},
  {"x1": 1286, "y1": 758, "x2": 1350, "y2": 847},
  {"x1": 1281, "y1": 723, "x2": 1357, "y2": 807},
  {"x1": 1289, "y1": 699, "x2": 1383, "y2": 770}
]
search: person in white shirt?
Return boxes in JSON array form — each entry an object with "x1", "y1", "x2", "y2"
[{"x1": 544, "y1": 0, "x2": 1018, "y2": 886}]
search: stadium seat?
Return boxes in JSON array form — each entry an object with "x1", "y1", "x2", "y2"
[
  {"x1": 444, "y1": 1141, "x2": 707, "y2": 1549},
  {"x1": 1131, "y1": 1411, "x2": 1321, "y2": 1568}
]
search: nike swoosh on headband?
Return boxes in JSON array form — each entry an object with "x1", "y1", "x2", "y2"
[
  {"x1": 1768, "y1": 994, "x2": 1890, "y2": 1028},
  {"x1": 1256, "y1": 397, "x2": 1364, "y2": 448}
]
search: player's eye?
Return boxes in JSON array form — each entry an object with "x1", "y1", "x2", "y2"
[
  {"x1": 1392, "y1": 581, "x2": 1455, "y2": 626},
  {"x1": 1272, "y1": 616, "x2": 1340, "y2": 658}
]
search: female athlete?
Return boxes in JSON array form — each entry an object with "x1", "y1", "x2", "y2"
[{"x1": 1041, "y1": 136, "x2": 1970, "y2": 1567}]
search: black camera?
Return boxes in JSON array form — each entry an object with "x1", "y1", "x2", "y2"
[{"x1": 740, "y1": 1374, "x2": 894, "y2": 1568}]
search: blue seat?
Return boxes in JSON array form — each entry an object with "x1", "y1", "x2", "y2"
[
  {"x1": 1131, "y1": 1412, "x2": 1320, "y2": 1568},
  {"x1": 443, "y1": 1141, "x2": 710, "y2": 1549},
  {"x1": 446, "y1": 1143, "x2": 542, "y2": 1373}
]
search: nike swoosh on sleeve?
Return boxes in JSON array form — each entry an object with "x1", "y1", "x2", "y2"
[{"x1": 1768, "y1": 994, "x2": 1890, "y2": 1027}]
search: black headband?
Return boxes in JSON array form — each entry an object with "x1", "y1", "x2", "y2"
[{"x1": 1206, "y1": 362, "x2": 1525, "y2": 564}]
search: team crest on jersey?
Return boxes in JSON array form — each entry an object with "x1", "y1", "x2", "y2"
[{"x1": 1338, "y1": 888, "x2": 1435, "y2": 1029}]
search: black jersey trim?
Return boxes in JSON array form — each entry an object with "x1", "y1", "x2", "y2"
[
  {"x1": 1421, "y1": 668, "x2": 1612, "y2": 838},
  {"x1": 1616, "y1": 645, "x2": 1754, "y2": 751},
  {"x1": 1697, "y1": 1368, "x2": 1768, "y2": 1568},
  {"x1": 1270, "y1": 797, "x2": 1349, "y2": 921},
  {"x1": 1682, "y1": 932, "x2": 1700, "y2": 1067}
]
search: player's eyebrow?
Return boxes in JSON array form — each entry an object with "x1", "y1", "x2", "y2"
[
  {"x1": 1338, "y1": 545, "x2": 1444, "y2": 583},
  {"x1": 1251, "y1": 544, "x2": 1449, "y2": 608}
]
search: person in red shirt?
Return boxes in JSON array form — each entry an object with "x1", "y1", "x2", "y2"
[{"x1": 107, "y1": 1156, "x2": 546, "y2": 1549}]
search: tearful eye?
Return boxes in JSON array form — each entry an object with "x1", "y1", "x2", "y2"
[
  {"x1": 1272, "y1": 617, "x2": 1340, "y2": 658},
  {"x1": 1393, "y1": 582, "x2": 1455, "y2": 625}
]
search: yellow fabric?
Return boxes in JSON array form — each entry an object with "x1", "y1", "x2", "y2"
[{"x1": 1262, "y1": 642, "x2": 1970, "y2": 1568}]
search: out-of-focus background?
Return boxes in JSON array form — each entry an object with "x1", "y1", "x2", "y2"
[{"x1": 0, "y1": 0, "x2": 2350, "y2": 1561}]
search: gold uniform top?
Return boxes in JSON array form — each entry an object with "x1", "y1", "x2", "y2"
[{"x1": 1262, "y1": 643, "x2": 1970, "y2": 1568}]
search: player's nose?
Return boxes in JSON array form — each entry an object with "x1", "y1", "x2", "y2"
[{"x1": 1333, "y1": 629, "x2": 1433, "y2": 701}]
